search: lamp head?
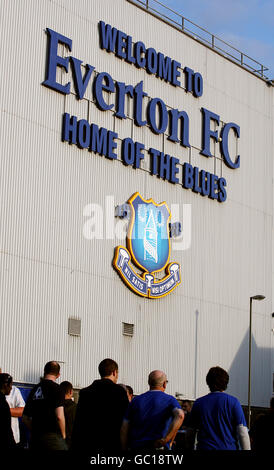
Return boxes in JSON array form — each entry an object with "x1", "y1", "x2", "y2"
[{"x1": 251, "y1": 295, "x2": 265, "y2": 301}]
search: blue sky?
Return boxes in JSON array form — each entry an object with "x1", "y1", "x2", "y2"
[{"x1": 155, "y1": 0, "x2": 274, "y2": 79}]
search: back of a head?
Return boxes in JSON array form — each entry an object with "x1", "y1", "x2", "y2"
[
  {"x1": 126, "y1": 385, "x2": 133, "y2": 396},
  {"x1": 60, "y1": 380, "x2": 73, "y2": 395},
  {"x1": 206, "y1": 366, "x2": 229, "y2": 392},
  {"x1": 148, "y1": 370, "x2": 166, "y2": 389},
  {"x1": 98, "y1": 358, "x2": 118, "y2": 378},
  {"x1": 44, "y1": 361, "x2": 60, "y2": 377},
  {"x1": 0, "y1": 373, "x2": 12, "y2": 388}
]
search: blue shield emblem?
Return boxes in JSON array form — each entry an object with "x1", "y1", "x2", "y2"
[{"x1": 127, "y1": 193, "x2": 170, "y2": 273}]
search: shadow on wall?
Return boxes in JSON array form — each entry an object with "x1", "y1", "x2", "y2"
[
  {"x1": 228, "y1": 330, "x2": 272, "y2": 408},
  {"x1": 193, "y1": 308, "x2": 272, "y2": 409}
]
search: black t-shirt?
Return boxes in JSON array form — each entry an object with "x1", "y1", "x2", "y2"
[
  {"x1": 63, "y1": 399, "x2": 77, "y2": 447},
  {"x1": 0, "y1": 391, "x2": 16, "y2": 448},
  {"x1": 72, "y1": 378, "x2": 129, "y2": 453},
  {"x1": 23, "y1": 379, "x2": 64, "y2": 436}
]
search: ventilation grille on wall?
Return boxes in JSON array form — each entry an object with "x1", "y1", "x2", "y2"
[
  {"x1": 122, "y1": 322, "x2": 134, "y2": 337},
  {"x1": 68, "y1": 318, "x2": 81, "y2": 336}
]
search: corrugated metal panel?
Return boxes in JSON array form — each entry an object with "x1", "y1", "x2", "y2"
[{"x1": 0, "y1": 0, "x2": 273, "y2": 406}]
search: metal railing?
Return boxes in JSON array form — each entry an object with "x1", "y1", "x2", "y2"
[{"x1": 127, "y1": 0, "x2": 270, "y2": 80}]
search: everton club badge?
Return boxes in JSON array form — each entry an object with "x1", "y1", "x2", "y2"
[{"x1": 113, "y1": 193, "x2": 181, "y2": 299}]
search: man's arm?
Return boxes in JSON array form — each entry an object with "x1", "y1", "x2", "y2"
[
  {"x1": 236, "y1": 424, "x2": 251, "y2": 450},
  {"x1": 10, "y1": 407, "x2": 24, "y2": 418},
  {"x1": 55, "y1": 406, "x2": 66, "y2": 439},
  {"x1": 8, "y1": 387, "x2": 25, "y2": 418},
  {"x1": 233, "y1": 399, "x2": 251, "y2": 450},
  {"x1": 120, "y1": 419, "x2": 130, "y2": 452},
  {"x1": 154, "y1": 408, "x2": 184, "y2": 448}
]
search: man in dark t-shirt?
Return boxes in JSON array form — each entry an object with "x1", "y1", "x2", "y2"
[
  {"x1": 60, "y1": 380, "x2": 77, "y2": 449},
  {"x1": 23, "y1": 361, "x2": 67, "y2": 451},
  {"x1": 71, "y1": 358, "x2": 129, "y2": 455}
]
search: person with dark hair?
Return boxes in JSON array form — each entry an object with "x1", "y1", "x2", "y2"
[
  {"x1": 0, "y1": 373, "x2": 16, "y2": 448},
  {"x1": 44, "y1": 361, "x2": 60, "y2": 377},
  {"x1": 190, "y1": 366, "x2": 250, "y2": 450},
  {"x1": 120, "y1": 370, "x2": 184, "y2": 452},
  {"x1": 0, "y1": 367, "x2": 25, "y2": 446},
  {"x1": 126, "y1": 385, "x2": 134, "y2": 402},
  {"x1": 60, "y1": 381, "x2": 77, "y2": 449},
  {"x1": 71, "y1": 358, "x2": 129, "y2": 454},
  {"x1": 181, "y1": 400, "x2": 192, "y2": 426},
  {"x1": 173, "y1": 400, "x2": 195, "y2": 451},
  {"x1": 206, "y1": 366, "x2": 229, "y2": 392},
  {"x1": 22, "y1": 361, "x2": 67, "y2": 450},
  {"x1": 118, "y1": 384, "x2": 134, "y2": 402},
  {"x1": 98, "y1": 358, "x2": 119, "y2": 378},
  {"x1": 249, "y1": 396, "x2": 274, "y2": 450}
]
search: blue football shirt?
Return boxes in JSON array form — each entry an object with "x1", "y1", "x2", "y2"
[
  {"x1": 190, "y1": 392, "x2": 247, "y2": 450},
  {"x1": 124, "y1": 390, "x2": 181, "y2": 449}
]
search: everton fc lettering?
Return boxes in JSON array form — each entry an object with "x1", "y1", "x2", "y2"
[
  {"x1": 113, "y1": 193, "x2": 181, "y2": 298},
  {"x1": 42, "y1": 24, "x2": 242, "y2": 203}
]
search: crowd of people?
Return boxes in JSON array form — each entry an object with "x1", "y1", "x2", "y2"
[{"x1": 0, "y1": 360, "x2": 273, "y2": 454}]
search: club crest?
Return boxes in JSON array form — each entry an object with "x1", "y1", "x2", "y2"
[{"x1": 113, "y1": 193, "x2": 181, "y2": 299}]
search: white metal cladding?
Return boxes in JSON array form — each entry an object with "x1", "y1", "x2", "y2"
[{"x1": 0, "y1": 0, "x2": 273, "y2": 406}]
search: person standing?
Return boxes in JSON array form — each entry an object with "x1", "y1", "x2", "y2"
[
  {"x1": 249, "y1": 397, "x2": 274, "y2": 450},
  {"x1": 59, "y1": 381, "x2": 77, "y2": 449},
  {"x1": 190, "y1": 366, "x2": 250, "y2": 450},
  {"x1": 72, "y1": 358, "x2": 129, "y2": 455},
  {"x1": 126, "y1": 385, "x2": 134, "y2": 402},
  {"x1": 22, "y1": 361, "x2": 67, "y2": 451},
  {"x1": 118, "y1": 384, "x2": 134, "y2": 402},
  {"x1": 181, "y1": 400, "x2": 192, "y2": 426},
  {"x1": 173, "y1": 400, "x2": 195, "y2": 451},
  {"x1": 6, "y1": 384, "x2": 25, "y2": 446},
  {"x1": 120, "y1": 370, "x2": 184, "y2": 452},
  {"x1": 0, "y1": 373, "x2": 16, "y2": 448}
]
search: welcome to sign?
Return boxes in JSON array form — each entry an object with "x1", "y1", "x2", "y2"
[{"x1": 42, "y1": 21, "x2": 241, "y2": 203}]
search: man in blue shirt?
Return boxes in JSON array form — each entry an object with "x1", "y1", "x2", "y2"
[
  {"x1": 120, "y1": 370, "x2": 184, "y2": 452},
  {"x1": 190, "y1": 366, "x2": 250, "y2": 450}
]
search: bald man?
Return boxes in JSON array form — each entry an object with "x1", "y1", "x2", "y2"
[{"x1": 121, "y1": 370, "x2": 184, "y2": 452}]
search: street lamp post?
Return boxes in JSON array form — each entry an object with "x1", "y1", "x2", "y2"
[{"x1": 248, "y1": 295, "x2": 265, "y2": 429}]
